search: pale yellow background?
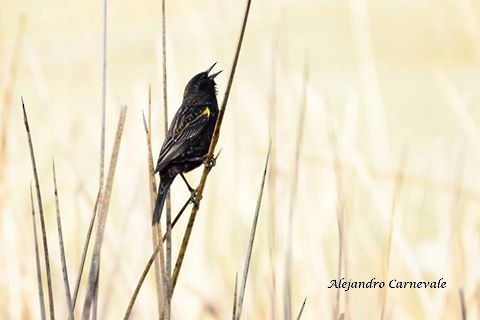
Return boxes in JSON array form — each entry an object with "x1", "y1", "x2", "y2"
[{"x1": 1, "y1": 0, "x2": 480, "y2": 319}]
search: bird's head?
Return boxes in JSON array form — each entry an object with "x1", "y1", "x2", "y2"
[{"x1": 183, "y1": 63, "x2": 222, "y2": 103}]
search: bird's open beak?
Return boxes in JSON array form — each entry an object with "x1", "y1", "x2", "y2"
[
  {"x1": 206, "y1": 62, "x2": 217, "y2": 74},
  {"x1": 206, "y1": 62, "x2": 222, "y2": 79},
  {"x1": 209, "y1": 70, "x2": 222, "y2": 80}
]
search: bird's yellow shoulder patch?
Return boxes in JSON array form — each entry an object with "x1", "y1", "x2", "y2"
[{"x1": 201, "y1": 106, "x2": 210, "y2": 117}]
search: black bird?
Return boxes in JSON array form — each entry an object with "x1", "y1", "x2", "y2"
[{"x1": 152, "y1": 63, "x2": 221, "y2": 225}]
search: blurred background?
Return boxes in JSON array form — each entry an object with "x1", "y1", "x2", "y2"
[{"x1": 1, "y1": 0, "x2": 480, "y2": 319}]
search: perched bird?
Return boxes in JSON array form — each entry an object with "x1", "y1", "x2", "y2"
[{"x1": 152, "y1": 63, "x2": 221, "y2": 225}]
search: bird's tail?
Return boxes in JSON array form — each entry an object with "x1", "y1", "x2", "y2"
[{"x1": 152, "y1": 180, "x2": 172, "y2": 225}]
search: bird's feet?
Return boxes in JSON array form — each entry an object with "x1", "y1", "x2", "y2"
[
  {"x1": 203, "y1": 156, "x2": 216, "y2": 169},
  {"x1": 203, "y1": 149, "x2": 222, "y2": 169}
]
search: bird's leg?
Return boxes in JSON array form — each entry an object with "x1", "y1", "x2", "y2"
[
  {"x1": 180, "y1": 173, "x2": 197, "y2": 203},
  {"x1": 179, "y1": 173, "x2": 194, "y2": 192}
]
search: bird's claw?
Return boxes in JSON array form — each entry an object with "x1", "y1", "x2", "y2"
[
  {"x1": 203, "y1": 156, "x2": 216, "y2": 169},
  {"x1": 203, "y1": 149, "x2": 222, "y2": 169}
]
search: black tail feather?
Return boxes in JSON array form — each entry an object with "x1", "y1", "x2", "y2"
[{"x1": 152, "y1": 181, "x2": 171, "y2": 225}]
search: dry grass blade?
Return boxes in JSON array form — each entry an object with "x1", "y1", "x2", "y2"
[
  {"x1": 326, "y1": 114, "x2": 346, "y2": 319},
  {"x1": 142, "y1": 109, "x2": 168, "y2": 317},
  {"x1": 283, "y1": 269, "x2": 291, "y2": 319},
  {"x1": 161, "y1": 0, "x2": 168, "y2": 134},
  {"x1": 269, "y1": 265, "x2": 277, "y2": 320},
  {"x1": 295, "y1": 297, "x2": 307, "y2": 320},
  {"x1": 124, "y1": 113, "x2": 169, "y2": 320},
  {"x1": 232, "y1": 272, "x2": 238, "y2": 320},
  {"x1": 22, "y1": 98, "x2": 56, "y2": 320},
  {"x1": 449, "y1": 151, "x2": 466, "y2": 316},
  {"x1": 92, "y1": 269, "x2": 99, "y2": 320},
  {"x1": 161, "y1": 1, "x2": 172, "y2": 317},
  {"x1": 235, "y1": 143, "x2": 270, "y2": 320},
  {"x1": 144, "y1": 89, "x2": 164, "y2": 316},
  {"x1": 477, "y1": 285, "x2": 480, "y2": 320},
  {"x1": 91, "y1": 0, "x2": 108, "y2": 312},
  {"x1": 459, "y1": 289, "x2": 467, "y2": 320},
  {"x1": 284, "y1": 60, "x2": 308, "y2": 320},
  {"x1": 30, "y1": 185, "x2": 46, "y2": 320},
  {"x1": 72, "y1": 189, "x2": 101, "y2": 310},
  {"x1": 170, "y1": 0, "x2": 253, "y2": 294},
  {"x1": 267, "y1": 34, "x2": 278, "y2": 320},
  {"x1": 99, "y1": 0, "x2": 107, "y2": 188},
  {"x1": 380, "y1": 147, "x2": 408, "y2": 320},
  {"x1": 0, "y1": 17, "x2": 25, "y2": 189},
  {"x1": 148, "y1": 85, "x2": 152, "y2": 133},
  {"x1": 268, "y1": 33, "x2": 278, "y2": 249},
  {"x1": 52, "y1": 159, "x2": 74, "y2": 320},
  {"x1": 82, "y1": 105, "x2": 127, "y2": 319}
]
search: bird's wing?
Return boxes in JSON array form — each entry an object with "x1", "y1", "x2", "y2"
[{"x1": 155, "y1": 104, "x2": 212, "y2": 173}]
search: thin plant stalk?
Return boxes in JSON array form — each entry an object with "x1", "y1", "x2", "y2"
[
  {"x1": 326, "y1": 114, "x2": 346, "y2": 320},
  {"x1": 170, "y1": 0, "x2": 253, "y2": 294},
  {"x1": 30, "y1": 185, "x2": 46, "y2": 320},
  {"x1": 52, "y1": 160, "x2": 74, "y2": 320},
  {"x1": 91, "y1": 0, "x2": 108, "y2": 312},
  {"x1": 380, "y1": 148, "x2": 408, "y2": 320},
  {"x1": 161, "y1": 1, "x2": 172, "y2": 317},
  {"x1": 235, "y1": 144, "x2": 271, "y2": 320},
  {"x1": 22, "y1": 98, "x2": 55, "y2": 320},
  {"x1": 72, "y1": 189, "x2": 101, "y2": 310},
  {"x1": 284, "y1": 60, "x2": 308, "y2": 320},
  {"x1": 343, "y1": 201, "x2": 350, "y2": 318},
  {"x1": 82, "y1": 105, "x2": 127, "y2": 319},
  {"x1": 459, "y1": 289, "x2": 467, "y2": 320},
  {"x1": 146, "y1": 88, "x2": 164, "y2": 316},
  {"x1": 0, "y1": 17, "x2": 25, "y2": 189},
  {"x1": 449, "y1": 152, "x2": 466, "y2": 303},
  {"x1": 295, "y1": 297, "x2": 307, "y2": 320},
  {"x1": 269, "y1": 265, "x2": 278, "y2": 320},
  {"x1": 98, "y1": 183, "x2": 143, "y2": 319},
  {"x1": 142, "y1": 109, "x2": 168, "y2": 317},
  {"x1": 267, "y1": 32, "x2": 278, "y2": 320},
  {"x1": 232, "y1": 273, "x2": 238, "y2": 320},
  {"x1": 92, "y1": 269, "x2": 99, "y2": 320},
  {"x1": 99, "y1": 0, "x2": 107, "y2": 188}
]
